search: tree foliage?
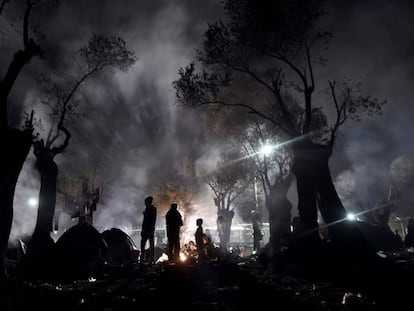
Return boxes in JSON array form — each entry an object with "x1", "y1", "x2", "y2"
[
  {"x1": 204, "y1": 147, "x2": 252, "y2": 214},
  {"x1": 173, "y1": 0, "x2": 385, "y2": 147},
  {"x1": 78, "y1": 34, "x2": 137, "y2": 73},
  {"x1": 36, "y1": 34, "x2": 137, "y2": 153}
]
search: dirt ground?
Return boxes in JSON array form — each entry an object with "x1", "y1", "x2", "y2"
[{"x1": 2, "y1": 256, "x2": 391, "y2": 311}]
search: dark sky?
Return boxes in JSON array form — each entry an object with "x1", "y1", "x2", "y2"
[{"x1": 2, "y1": 0, "x2": 414, "y2": 241}]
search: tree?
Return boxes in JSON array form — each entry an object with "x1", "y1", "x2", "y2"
[
  {"x1": 204, "y1": 148, "x2": 252, "y2": 252},
  {"x1": 0, "y1": 0, "x2": 42, "y2": 279},
  {"x1": 201, "y1": 75, "x2": 295, "y2": 255},
  {"x1": 32, "y1": 35, "x2": 136, "y2": 239},
  {"x1": 173, "y1": 0, "x2": 385, "y2": 250},
  {"x1": 237, "y1": 120, "x2": 294, "y2": 255}
]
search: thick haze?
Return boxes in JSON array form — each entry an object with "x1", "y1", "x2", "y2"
[
  {"x1": 2, "y1": 0, "x2": 414, "y2": 242},
  {"x1": 322, "y1": 0, "x2": 414, "y2": 219}
]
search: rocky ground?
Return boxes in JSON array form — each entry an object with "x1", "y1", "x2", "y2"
[{"x1": 2, "y1": 255, "x2": 393, "y2": 311}]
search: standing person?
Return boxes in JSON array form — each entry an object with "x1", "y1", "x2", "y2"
[
  {"x1": 195, "y1": 218, "x2": 205, "y2": 263},
  {"x1": 166, "y1": 203, "x2": 183, "y2": 263},
  {"x1": 140, "y1": 196, "x2": 157, "y2": 263}
]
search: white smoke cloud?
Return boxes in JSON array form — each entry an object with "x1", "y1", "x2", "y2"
[
  {"x1": 10, "y1": 152, "x2": 40, "y2": 245},
  {"x1": 4, "y1": 0, "x2": 414, "y2": 246}
]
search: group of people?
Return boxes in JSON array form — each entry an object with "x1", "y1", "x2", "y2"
[{"x1": 140, "y1": 196, "x2": 205, "y2": 264}]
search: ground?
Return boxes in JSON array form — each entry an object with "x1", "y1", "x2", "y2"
[{"x1": 2, "y1": 255, "x2": 389, "y2": 311}]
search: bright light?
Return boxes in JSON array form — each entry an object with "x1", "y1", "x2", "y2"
[
  {"x1": 156, "y1": 253, "x2": 169, "y2": 263},
  {"x1": 260, "y1": 144, "x2": 273, "y2": 156},
  {"x1": 28, "y1": 197, "x2": 38, "y2": 207},
  {"x1": 179, "y1": 252, "x2": 187, "y2": 262},
  {"x1": 347, "y1": 213, "x2": 356, "y2": 221}
]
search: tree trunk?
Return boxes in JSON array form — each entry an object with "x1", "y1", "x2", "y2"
[
  {"x1": 292, "y1": 141, "x2": 341, "y2": 234},
  {"x1": 0, "y1": 8, "x2": 40, "y2": 279},
  {"x1": 0, "y1": 129, "x2": 33, "y2": 279},
  {"x1": 292, "y1": 140, "x2": 370, "y2": 255},
  {"x1": 0, "y1": 44, "x2": 40, "y2": 130},
  {"x1": 266, "y1": 175, "x2": 293, "y2": 255},
  {"x1": 217, "y1": 209, "x2": 234, "y2": 252},
  {"x1": 33, "y1": 147, "x2": 58, "y2": 236}
]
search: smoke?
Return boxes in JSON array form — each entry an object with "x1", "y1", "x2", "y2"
[
  {"x1": 318, "y1": 0, "x2": 414, "y2": 220},
  {"x1": 3, "y1": 0, "x2": 222, "y2": 243},
  {"x1": 389, "y1": 154, "x2": 414, "y2": 217},
  {"x1": 4, "y1": 0, "x2": 414, "y2": 244},
  {"x1": 10, "y1": 152, "x2": 40, "y2": 245},
  {"x1": 390, "y1": 155, "x2": 414, "y2": 184}
]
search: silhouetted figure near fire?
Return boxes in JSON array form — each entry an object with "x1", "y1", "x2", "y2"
[
  {"x1": 140, "y1": 196, "x2": 157, "y2": 263},
  {"x1": 195, "y1": 218, "x2": 206, "y2": 263},
  {"x1": 166, "y1": 203, "x2": 183, "y2": 262}
]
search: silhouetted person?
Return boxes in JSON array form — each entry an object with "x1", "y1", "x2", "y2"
[
  {"x1": 185, "y1": 240, "x2": 197, "y2": 257},
  {"x1": 166, "y1": 203, "x2": 183, "y2": 262},
  {"x1": 140, "y1": 196, "x2": 157, "y2": 263},
  {"x1": 195, "y1": 218, "x2": 205, "y2": 263},
  {"x1": 404, "y1": 219, "x2": 414, "y2": 249},
  {"x1": 201, "y1": 228, "x2": 216, "y2": 259}
]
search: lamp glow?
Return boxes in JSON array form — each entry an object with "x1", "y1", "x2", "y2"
[
  {"x1": 260, "y1": 144, "x2": 273, "y2": 156},
  {"x1": 347, "y1": 213, "x2": 356, "y2": 221},
  {"x1": 28, "y1": 198, "x2": 38, "y2": 207}
]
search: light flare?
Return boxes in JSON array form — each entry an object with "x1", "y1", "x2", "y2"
[
  {"x1": 179, "y1": 251, "x2": 187, "y2": 262},
  {"x1": 260, "y1": 144, "x2": 273, "y2": 156},
  {"x1": 28, "y1": 197, "x2": 38, "y2": 207}
]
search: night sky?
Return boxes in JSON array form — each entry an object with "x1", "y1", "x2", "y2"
[{"x1": 2, "y1": 0, "x2": 414, "y2": 242}]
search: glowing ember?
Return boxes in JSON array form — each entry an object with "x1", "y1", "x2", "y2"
[
  {"x1": 179, "y1": 252, "x2": 187, "y2": 262},
  {"x1": 155, "y1": 252, "x2": 187, "y2": 263}
]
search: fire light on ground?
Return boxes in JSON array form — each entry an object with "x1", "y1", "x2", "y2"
[
  {"x1": 155, "y1": 252, "x2": 188, "y2": 263},
  {"x1": 179, "y1": 251, "x2": 187, "y2": 262},
  {"x1": 156, "y1": 253, "x2": 169, "y2": 263}
]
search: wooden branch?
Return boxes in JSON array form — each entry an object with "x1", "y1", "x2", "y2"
[
  {"x1": 305, "y1": 44, "x2": 315, "y2": 92},
  {"x1": 237, "y1": 64, "x2": 296, "y2": 134},
  {"x1": 23, "y1": 0, "x2": 33, "y2": 48},
  {"x1": 51, "y1": 123, "x2": 71, "y2": 155},
  {"x1": 328, "y1": 81, "x2": 345, "y2": 146}
]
